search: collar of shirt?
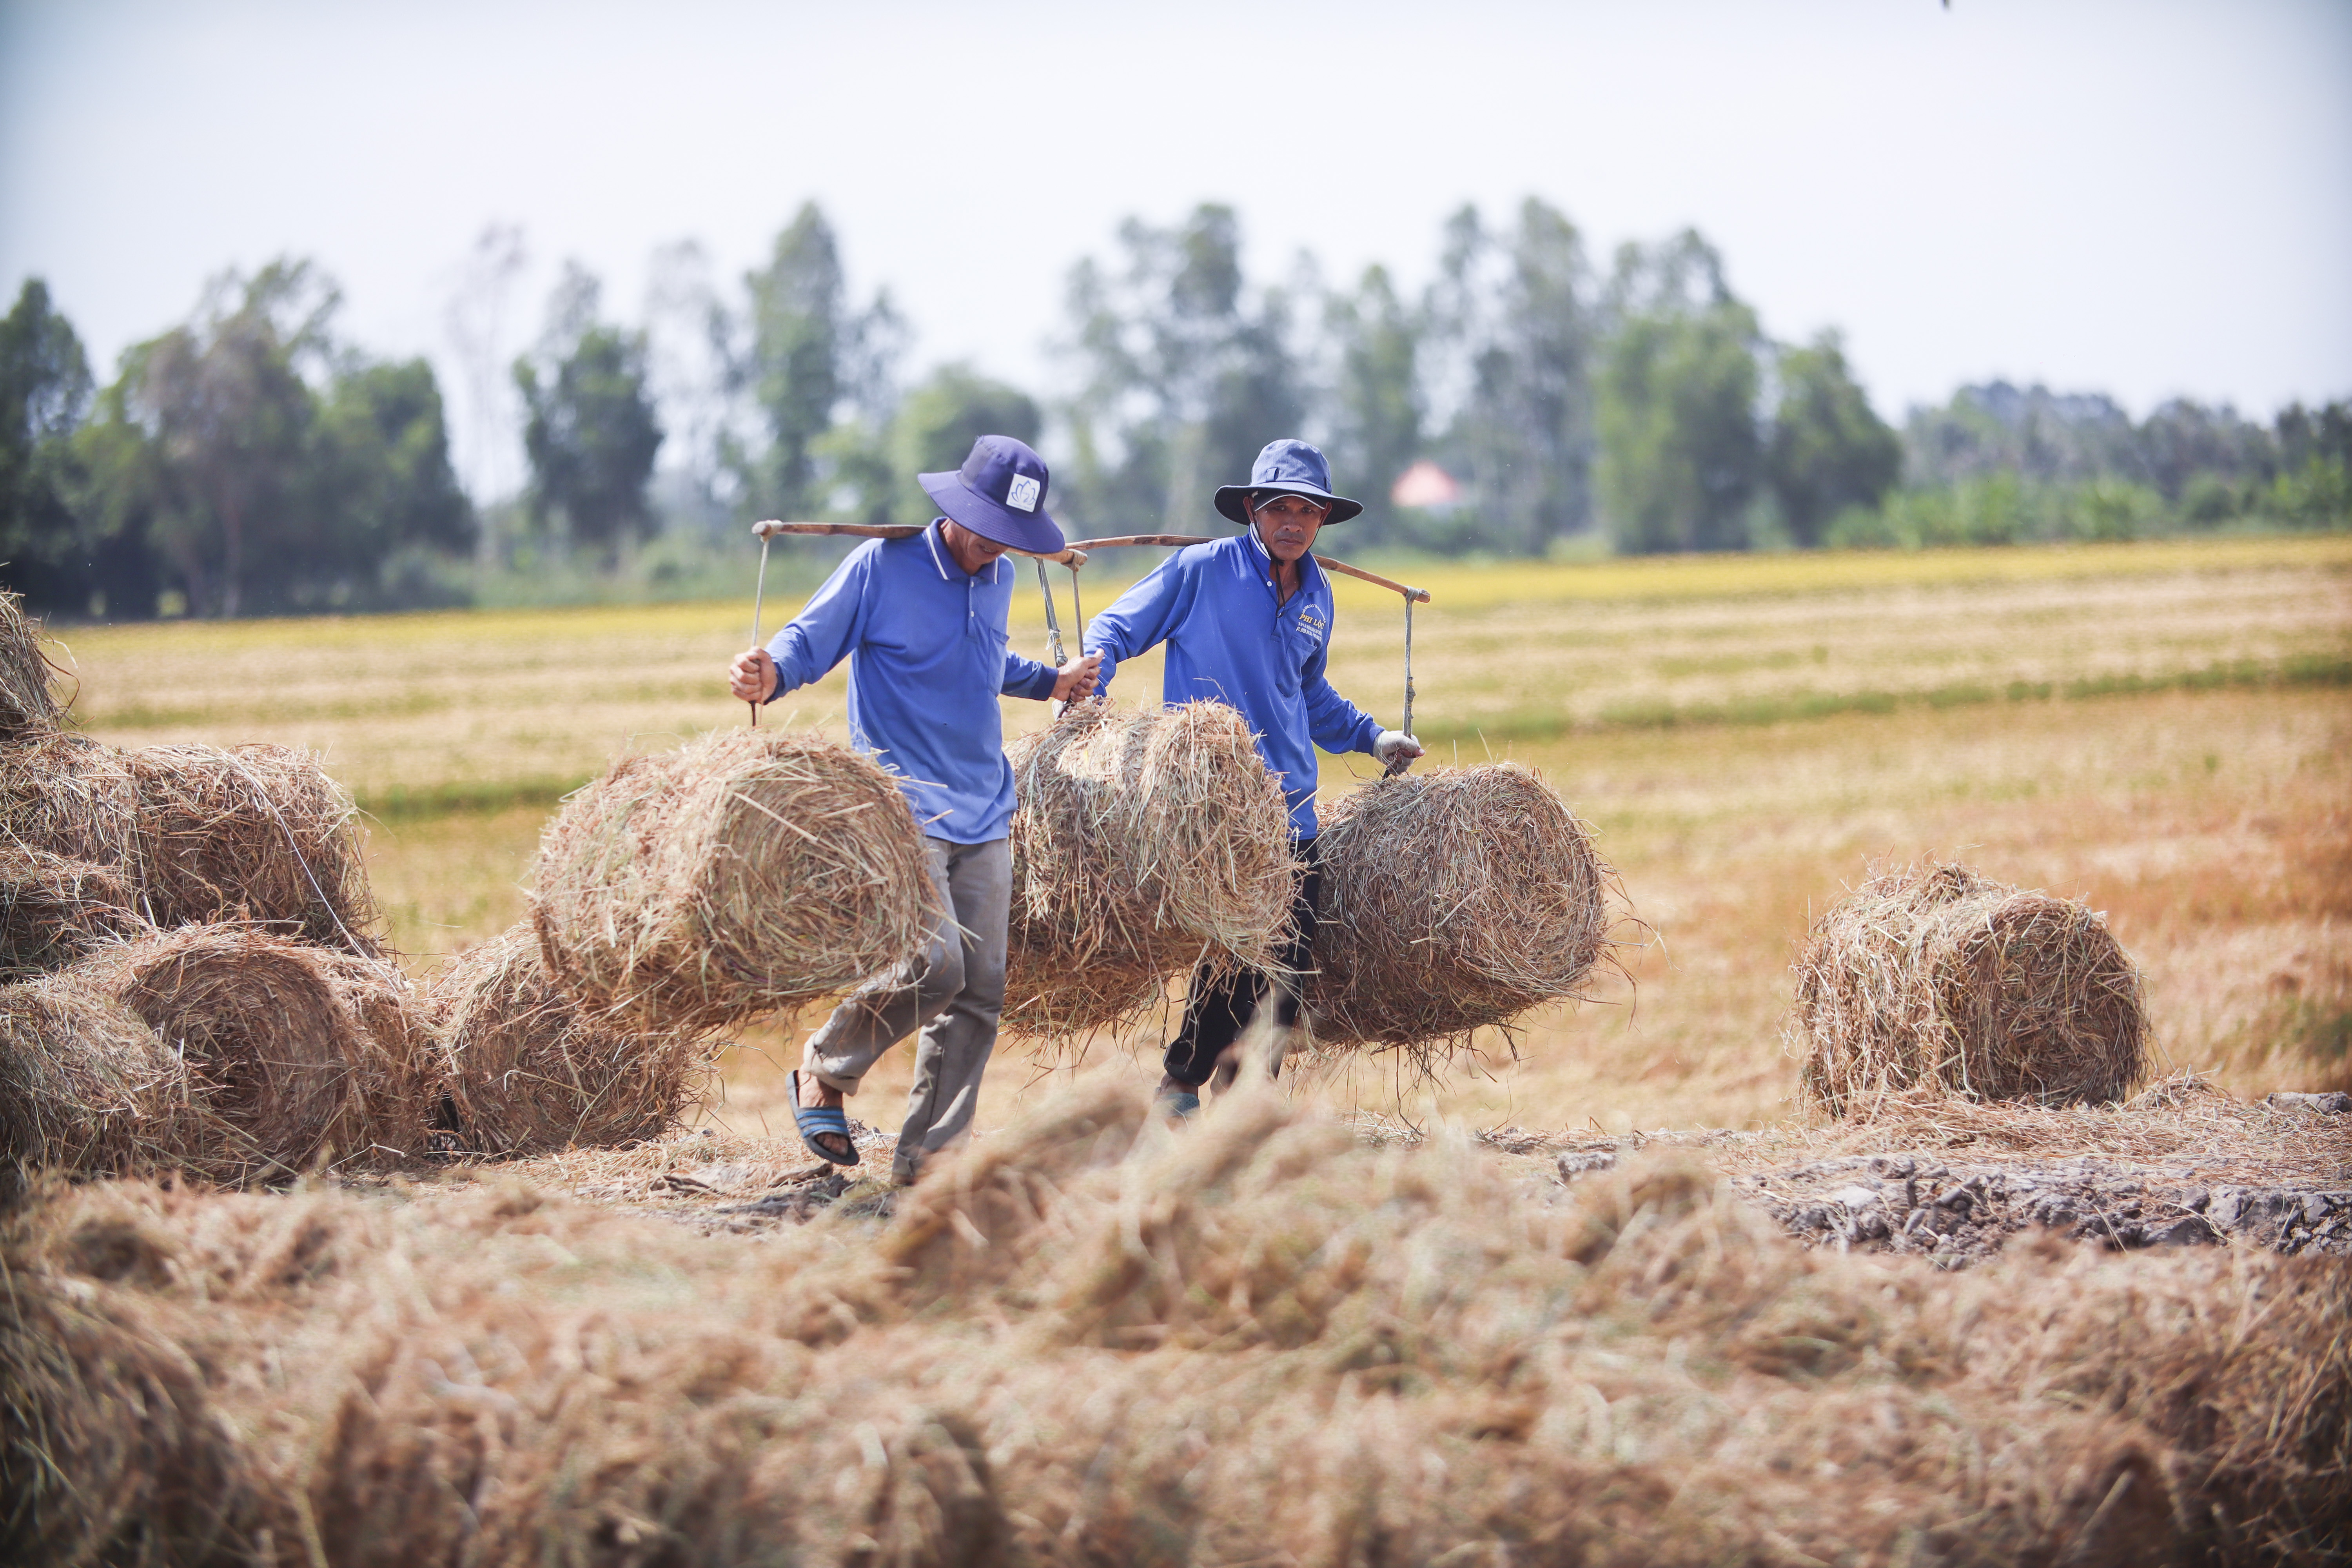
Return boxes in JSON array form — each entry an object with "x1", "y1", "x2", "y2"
[
  {"x1": 926, "y1": 518, "x2": 1008, "y2": 586},
  {"x1": 1242, "y1": 525, "x2": 1318, "y2": 602}
]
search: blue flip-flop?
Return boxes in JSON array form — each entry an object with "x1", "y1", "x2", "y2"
[
  {"x1": 1155, "y1": 1086, "x2": 1201, "y2": 1120},
  {"x1": 790, "y1": 1071, "x2": 861, "y2": 1167}
]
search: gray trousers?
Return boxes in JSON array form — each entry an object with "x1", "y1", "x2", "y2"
[{"x1": 804, "y1": 835, "x2": 1010, "y2": 1182}]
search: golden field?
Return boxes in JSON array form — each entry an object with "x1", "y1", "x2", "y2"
[
  {"x1": 15, "y1": 536, "x2": 2352, "y2": 1568},
  {"x1": 47, "y1": 534, "x2": 2352, "y2": 1140}
]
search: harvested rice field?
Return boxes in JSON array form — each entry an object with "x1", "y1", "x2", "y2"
[{"x1": 10, "y1": 536, "x2": 2349, "y2": 1564}]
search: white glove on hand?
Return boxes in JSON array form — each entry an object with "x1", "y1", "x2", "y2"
[{"x1": 1374, "y1": 729, "x2": 1425, "y2": 766}]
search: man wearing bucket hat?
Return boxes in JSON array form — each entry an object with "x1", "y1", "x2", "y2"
[
  {"x1": 727, "y1": 435, "x2": 1101, "y2": 1178},
  {"x1": 1081, "y1": 438, "x2": 1423, "y2": 1113}
]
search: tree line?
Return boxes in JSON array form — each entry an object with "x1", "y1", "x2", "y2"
[{"x1": 5, "y1": 199, "x2": 2346, "y2": 619}]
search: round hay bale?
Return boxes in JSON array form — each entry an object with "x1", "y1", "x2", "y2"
[
  {"x1": 0, "y1": 846, "x2": 153, "y2": 981},
  {"x1": 532, "y1": 728, "x2": 935, "y2": 1033},
  {"x1": 0, "y1": 984, "x2": 212, "y2": 1181},
  {"x1": 0, "y1": 588, "x2": 65, "y2": 743},
  {"x1": 16, "y1": 927, "x2": 433, "y2": 1180},
  {"x1": 123, "y1": 742, "x2": 381, "y2": 953},
  {"x1": 427, "y1": 923, "x2": 720, "y2": 1157},
  {"x1": 1307, "y1": 763, "x2": 1615, "y2": 1054},
  {"x1": 0, "y1": 731, "x2": 139, "y2": 868},
  {"x1": 1001, "y1": 700, "x2": 1297, "y2": 1043},
  {"x1": 1789, "y1": 862, "x2": 2149, "y2": 1114}
]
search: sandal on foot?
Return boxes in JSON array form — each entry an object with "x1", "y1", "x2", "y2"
[
  {"x1": 1155, "y1": 1085, "x2": 1201, "y2": 1120},
  {"x1": 790, "y1": 1070, "x2": 861, "y2": 1167}
]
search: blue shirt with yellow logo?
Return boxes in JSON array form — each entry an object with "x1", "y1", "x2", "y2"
[{"x1": 1083, "y1": 531, "x2": 1382, "y2": 838}]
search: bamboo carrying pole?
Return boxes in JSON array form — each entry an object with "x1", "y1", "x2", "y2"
[
  {"x1": 751, "y1": 519, "x2": 1090, "y2": 568},
  {"x1": 1062, "y1": 534, "x2": 1432, "y2": 604}
]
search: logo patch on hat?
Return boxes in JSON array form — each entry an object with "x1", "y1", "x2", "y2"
[{"x1": 1004, "y1": 474, "x2": 1042, "y2": 513}]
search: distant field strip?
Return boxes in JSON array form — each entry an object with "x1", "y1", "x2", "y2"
[
  {"x1": 50, "y1": 536, "x2": 2350, "y2": 816},
  {"x1": 1428, "y1": 653, "x2": 2352, "y2": 741}
]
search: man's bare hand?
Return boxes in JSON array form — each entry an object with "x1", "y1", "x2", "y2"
[
  {"x1": 729, "y1": 648, "x2": 777, "y2": 704},
  {"x1": 1052, "y1": 652, "x2": 1103, "y2": 704}
]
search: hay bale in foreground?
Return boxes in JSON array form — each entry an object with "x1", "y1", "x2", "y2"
[
  {"x1": 123, "y1": 742, "x2": 380, "y2": 952},
  {"x1": 0, "y1": 1250, "x2": 256, "y2": 1567},
  {"x1": 1001, "y1": 701, "x2": 1296, "y2": 1042},
  {"x1": 0, "y1": 588, "x2": 64, "y2": 743},
  {"x1": 0, "y1": 846, "x2": 152, "y2": 980},
  {"x1": 1, "y1": 927, "x2": 433, "y2": 1182},
  {"x1": 533, "y1": 728, "x2": 935, "y2": 1033},
  {"x1": 428, "y1": 923, "x2": 720, "y2": 1156},
  {"x1": 1307, "y1": 763, "x2": 1615, "y2": 1054},
  {"x1": 1790, "y1": 861, "x2": 2149, "y2": 1114}
]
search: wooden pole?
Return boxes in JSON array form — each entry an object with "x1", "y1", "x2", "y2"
[
  {"x1": 751, "y1": 519, "x2": 1089, "y2": 569},
  {"x1": 1062, "y1": 534, "x2": 1431, "y2": 604}
]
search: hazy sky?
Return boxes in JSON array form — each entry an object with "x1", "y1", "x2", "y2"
[{"x1": 5, "y1": 0, "x2": 2349, "y2": 494}]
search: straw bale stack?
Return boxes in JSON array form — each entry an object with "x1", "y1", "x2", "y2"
[
  {"x1": 0, "y1": 926, "x2": 434, "y2": 1183},
  {"x1": 0, "y1": 846, "x2": 152, "y2": 980},
  {"x1": 1307, "y1": 764, "x2": 1614, "y2": 1054},
  {"x1": 0, "y1": 588, "x2": 64, "y2": 742},
  {"x1": 428, "y1": 922, "x2": 720, "y2": 1156},
  {"x1": 533, "y1": 727, "x2": 935, "y2": 1033},
  {"x1": 122, "y1": 742, "x2": 380, "y2": 951},
  {"x1": 1790, "y1": 861, "x2": 2149, "y2": 1114},
  {"x1": 0, "y1": 735, "x2": 379, "y2": 953},
  {"x1": 1001, "y1": 701, "x2": 1296, "y2": 1042}
]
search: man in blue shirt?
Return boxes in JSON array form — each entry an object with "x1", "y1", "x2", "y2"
[
  {"x1": 1082, "y1": 438, "x2": 1422, "y2": 1112},
  {"x1": 727, "y1": 435, "x2": 1099, "y2": 1178}
]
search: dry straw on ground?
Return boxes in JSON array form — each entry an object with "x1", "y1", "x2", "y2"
[
  {"x1": 3, "y1": 1073, "x2": 2346, "y2": 1567},
  {"x1": 427, "y1": 922, "x2": 720, "y2": 1157},
  {"x1": 1001, "y1": 700, "x2": 1296, "y2": 1044},
  {"x1": 0, "y1": 846, "x2": 151, "y2": 980},
  {"x1": 0, "y1": 926, "x2": 432, "y2": 1184},
  {"x1": 1307, "y1": 762, "x2": 1618, "y2": 1056},
  {"x1": 533, "y1": 727, "x2": 935, "y2": 1033},
  {"x1": 1791, "y1": 860, "x2": 2150, "y2": 1115},
  {"x1": 0, "y1": 589, "x2": 64, "y2": 742}
]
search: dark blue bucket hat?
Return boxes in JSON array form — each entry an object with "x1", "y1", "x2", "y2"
[
  {"x1": 1213, "y1": 438, "x2": 1363, "y2": 526},
  {"x1": 918, "y1": 434, "x2": 1067, "y2": 555}
]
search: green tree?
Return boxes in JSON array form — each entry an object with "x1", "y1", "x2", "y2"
[
  {"x1": 111, "y1": 261, "x2": 338, "y2": 615},
  {"x1": 1767, "y1": 330, "x2": 1901, "y2": 546},
  {"x1": 72, "y1": 261, "x2": 476, "y2": 615},
  {"x1": 889, "y1": 364, "x2": 1041, "y2": 523},
  {"x1": 316, "y1": 358, "x2": 475, "y2": 573},
  {"x1": 1597, "y1": 231, "x2": 1763, "y2": 554},
  {"x1": 1322, "y1": 265, "x2": 1422, "y2": 546},
  {"x1": 731, "y1": 203, "x2": 902, "y2": 521},
  {"x1": 515, "y1": 265, "x2": 663, "y2": 559},
  {"x1": 1059, "y1": 204, "x2": 1303, "y2": 531},
  {"x1": 0, "y1": 279, "x2": 96, "y2": 610},
  {"x1": 1420, "y1": 201, "x2": 1600, "y2": 554}
]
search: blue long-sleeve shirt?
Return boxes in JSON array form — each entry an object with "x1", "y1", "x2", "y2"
[
  {"x1": 765, "y1": 521, "x2": 1058, "y2": 844},
  {"x1": 1082, "y1": 531, "x2": 1382, "y2": 838}
]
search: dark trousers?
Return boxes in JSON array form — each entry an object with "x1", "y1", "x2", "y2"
[{"x1": 1164, "y1": 837, "x2": 1322, "y2": 1089}]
